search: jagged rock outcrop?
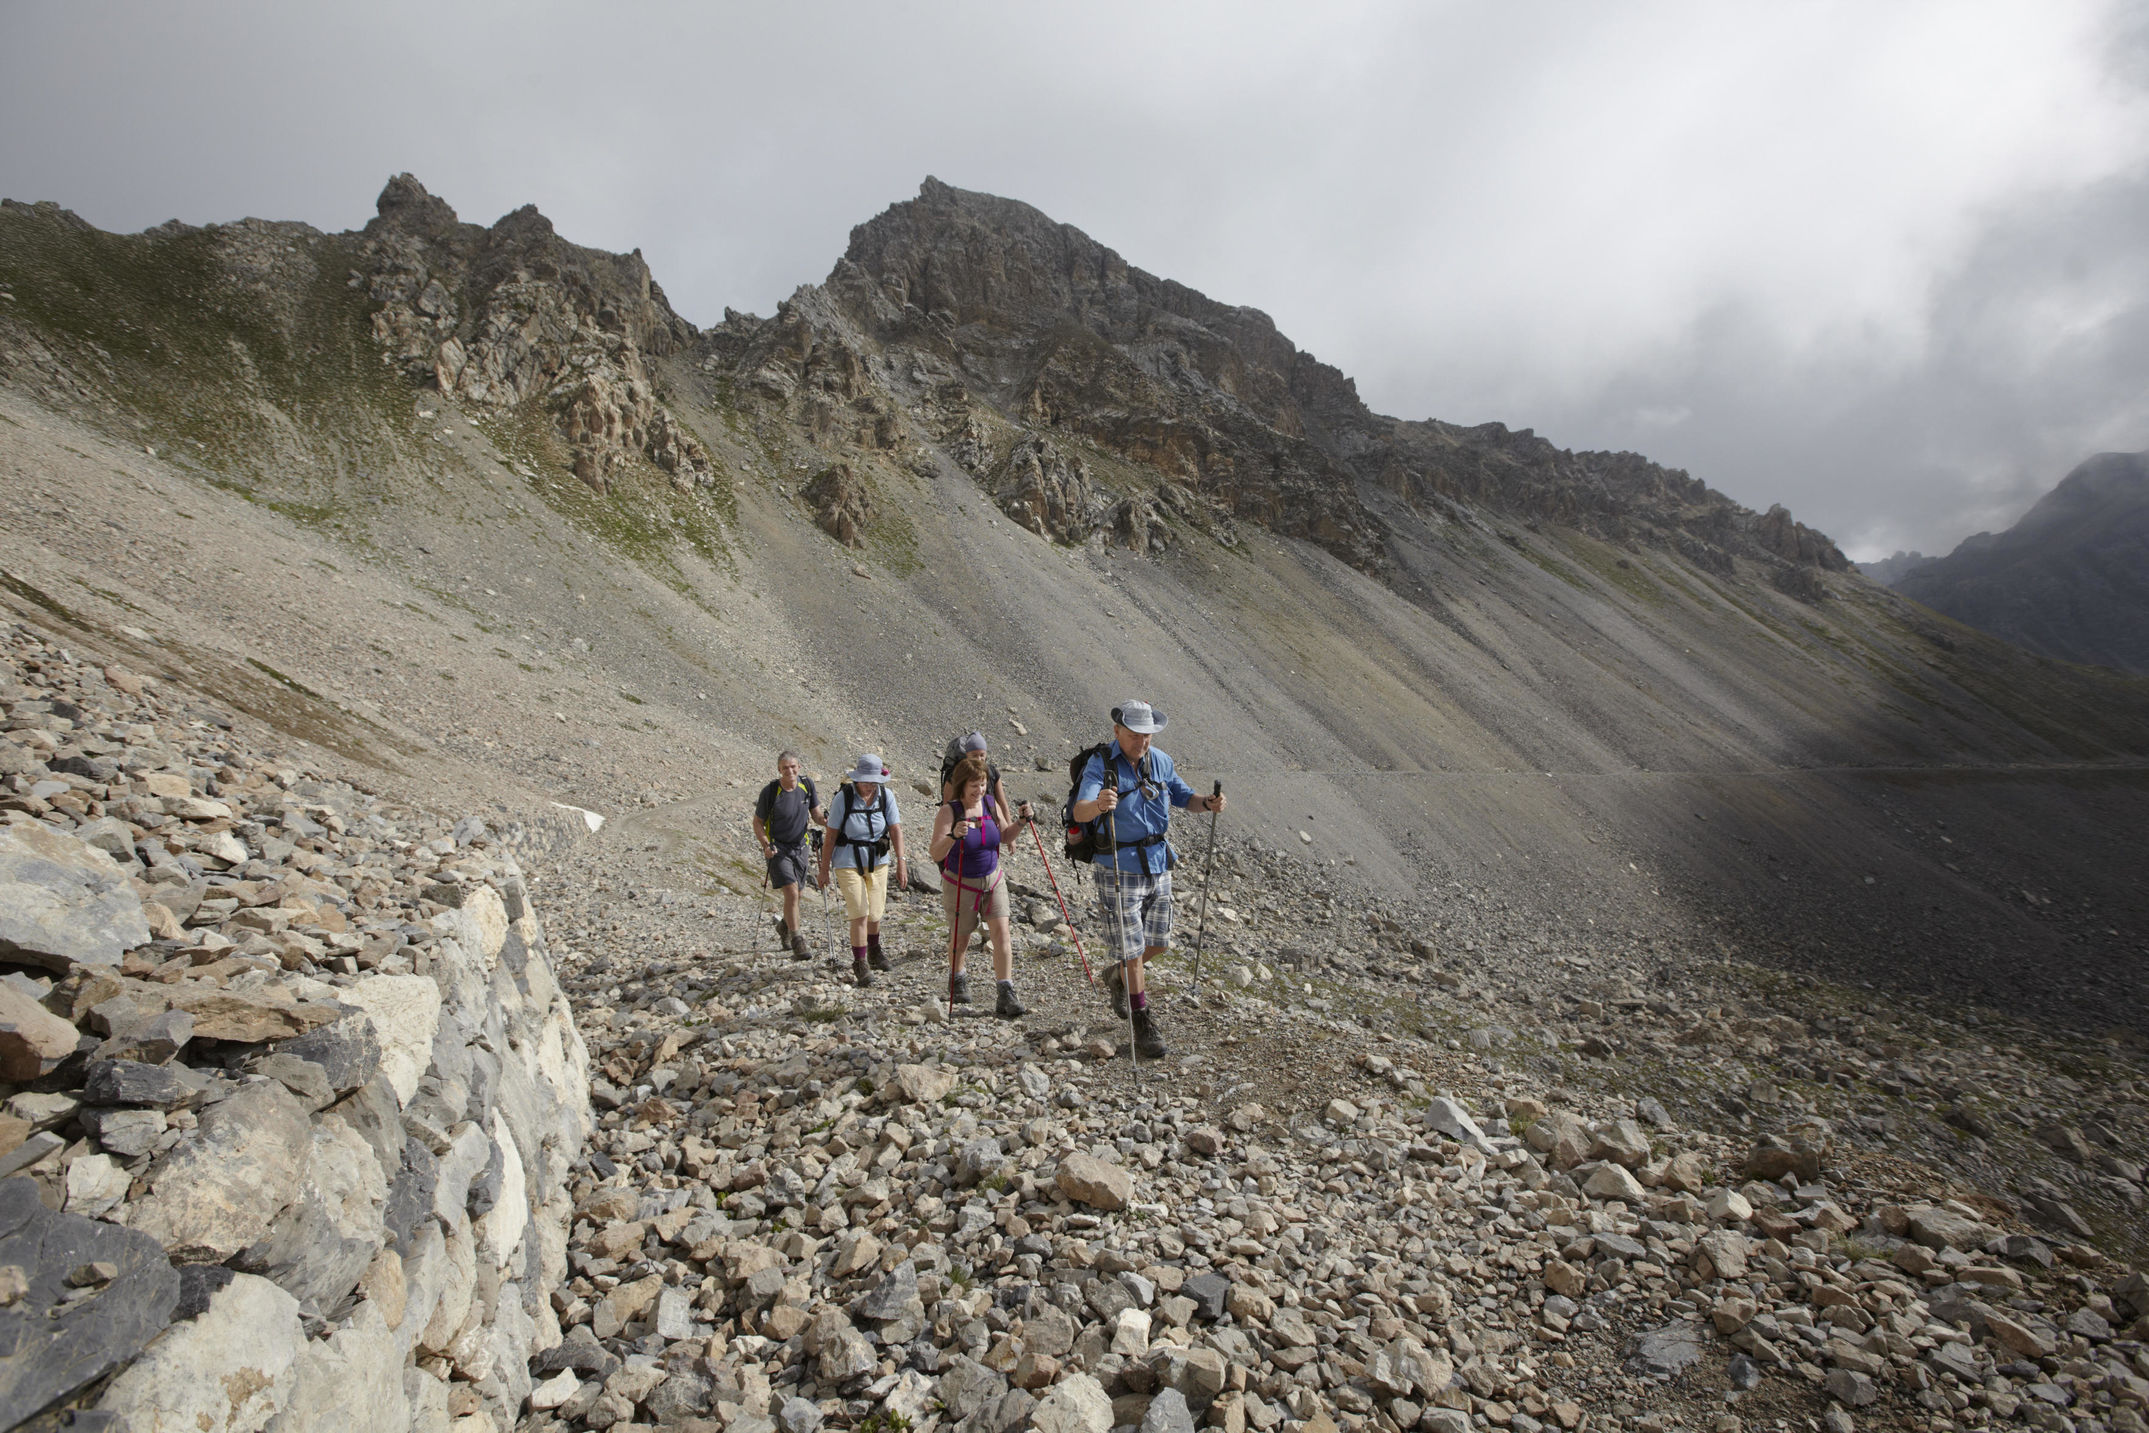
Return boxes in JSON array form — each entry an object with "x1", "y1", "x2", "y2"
[
  {"x1": 1897, "y1": 451, "x2": 2149, "y2": 672},
  {"x1": 996, "y1": 436, "x2": 1105, "y2": 543},
  {"x1": 363, "y1": 175, "x2": 712, "y2": 494},
  {"x1": 699, "y1": 178, "x2": 1847, "y2": 589},
  {"x1": 800, "y1": 463, "x2": 873, "y2": 547}
]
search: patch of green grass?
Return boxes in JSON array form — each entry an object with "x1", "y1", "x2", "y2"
[{"x1": 244, "y1": 657, "x2": 327, "y2": 702}]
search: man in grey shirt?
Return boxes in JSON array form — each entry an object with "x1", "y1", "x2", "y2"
[{"x1": 753, "y1": 750, "x2": 823, "y2": 959}]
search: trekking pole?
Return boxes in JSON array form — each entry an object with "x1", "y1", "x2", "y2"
[
  {"x1": 1026, "y1": 819, "x2": 1094, "y2": 985},
  {"x1": 810, "y1": 829, "x2": 834, "y2": 965},
  {"x1": 1101, "y1": 819, "x2": 1139, "y2": 1080},
  {"x1": 750, "y1": 823, "x2": 771, "y2": 961},
  {"x1": 946, "y1": 803, "x2": 965, "y2": 1020},
  {"x1": 1189, "y1": 780, "x2": 1224, "y2": 999}
]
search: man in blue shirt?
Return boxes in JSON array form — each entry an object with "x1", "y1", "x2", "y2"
[{"x1": 1070, "y1": 699, "x2": 1226, "y2": 1058}]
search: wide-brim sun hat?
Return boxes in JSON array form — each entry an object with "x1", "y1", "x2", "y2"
[
  {"x1": 1112, "y1": 700, "x2": 1167, "y2": 734},
  {"x1": 847, "y1": 754, "x2": 891, "y2": 785}
]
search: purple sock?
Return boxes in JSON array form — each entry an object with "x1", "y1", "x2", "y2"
[
  {"x1": 866, "y1": 933, "x2": 883, "y2": 957},
  {"x1": 1130, "y1": 991, "x2": 1148, "y2": 1012},
  {"x1": 852, "y1": 945, "x2": 867, "y2": 962}
]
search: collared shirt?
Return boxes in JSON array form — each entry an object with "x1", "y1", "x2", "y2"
[{"x1": 1075, "y1": 741, "x2": 1196, "y2": 875}]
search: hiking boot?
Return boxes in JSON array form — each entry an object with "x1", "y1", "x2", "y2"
[
  {"x1": 1131, "y1": 1006, "x2": 1168, "y2": 1060},
  {"x1": 994, "y1": 984, "x2": 1026, "y2": 1019},
  {"x1": 790, "y1": 932, "x2": 811, "y2": 961},
  {"x1": 1104, "y1": 963, "x2": 1130, "y2": 1019},
  {"x1": 774, "y1": 917, "x2": 791, "y2": 942},
  {"x1": 867, "y1": 947, "x2": 891, "y2": 972},
  {"x1": 853, "y1": 956, "x2": 875, "y2": 989},
  {"x1": 948, "y1": 972, "x2": 972, "y2": 1005}
]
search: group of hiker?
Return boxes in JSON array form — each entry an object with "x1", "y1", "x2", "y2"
[{"x1": 751, "y1": 700, "x2": 1225, "y2": 1059}]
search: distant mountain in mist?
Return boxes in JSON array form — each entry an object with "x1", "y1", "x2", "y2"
[{"x1": 1896, "y1": 451, "x2": 2149, "y2": 672}]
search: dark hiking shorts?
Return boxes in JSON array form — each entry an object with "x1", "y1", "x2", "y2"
[{"x1": 767, "y1": 841, "x2": 811, "y2": 890}]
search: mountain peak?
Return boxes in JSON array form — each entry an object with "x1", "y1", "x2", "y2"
[{"x1": 369, "y1": 173, "x2": 459, "y2": 238}]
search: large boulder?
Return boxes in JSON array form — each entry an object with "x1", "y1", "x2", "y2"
[
  {"x1": 232, "y1": 1118, "x2": 387, "y2": 1314},
  {"x1": 129, "y1": 1080, "x2": 313, "y2": 1261},
  {"x1": 96, "y1": 1272, "x2": 301, "y2": 1431},
  {"x1": 335, "y1": 976, "x2": 441, "y2": 1107},
  {"x1": 0, "y1": 820, "x2": 149, "y2": 971}
]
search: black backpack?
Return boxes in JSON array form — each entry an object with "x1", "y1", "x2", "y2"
[
  {"x1": 939, "y1": 741, "x2": 1001, "y2": 800},
  {"x1": 830, "y1": 782, "x2": 893, "y2": 870},
  {"x1": 1059, "y1": 742, "x2": 1115, "y2": 863}
]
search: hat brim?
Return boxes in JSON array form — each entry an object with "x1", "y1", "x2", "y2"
[
  {"x1": 847, "y1": 770, "x2": 889, "y2": 786},
  {"x1": 1119, "y1": 712, "x2": 1167, "y2": 734}
]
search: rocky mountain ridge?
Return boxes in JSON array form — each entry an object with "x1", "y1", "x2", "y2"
[{"x1": 703, "y1": 178, "x2": 1849, "y2": 592}]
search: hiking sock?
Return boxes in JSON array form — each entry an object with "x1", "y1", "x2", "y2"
[
  {"x1": 866, "y1": 933, "x2": 884, "y2": 960},
  {"x1": 853, "y1": 945, "x2": 868, "y2": 963},
  {"x1": 1130, "y1": 991, "x2": 1148, "y2": 1012}
]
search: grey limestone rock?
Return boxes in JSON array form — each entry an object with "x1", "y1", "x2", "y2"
[
  {"x1": 271, "y1": 1012, "x2": 382, "y2": 1094},
  {"x1": 936, "y1": 1355, "x2": 1005, "y2": 1421},
  {"x1": 95, "y1": 1272, "x2": 300, "y2": 1431},
  {"x1": 0, "y1": 820, "x2": 150, "y2": 971},
  {"x1": 1626, "y1": 1321, "x2": 1706, "y2": 1379},
  {"x1": 232, "y1": 1117, "x2": 387, "y2": 1314},
  {"x1": 129, "y1": 1079, "x2": 313, "y2": 1261},
  {"x1": 1180, "y1": 1272, "x2": 1229, "y2": 1322},
  {"x1": 80, "y1": 1058, "x2": 202, "y2": 1110},
  {"x1": 857, "y1": 1259, "x2": 921, "y2": 1321},
  {"x1": 1424, "y1": 1096, "x2": 1493, "y2": 1152},
  {"x1": 1140, "y1": 1387, "x2": 1197, "y2": 1433}
]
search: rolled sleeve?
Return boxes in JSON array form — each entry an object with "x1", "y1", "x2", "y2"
[{"x1": 1074, "y1": 754, "x2": 1107, "y2": 807}]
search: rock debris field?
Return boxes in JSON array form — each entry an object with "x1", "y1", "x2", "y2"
[{"x1": 1, "y1": 616, "x2": 2147, "y2": 1433}]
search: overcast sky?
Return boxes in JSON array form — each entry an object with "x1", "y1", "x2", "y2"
[{"x1": 6, "y1": 2, "x2": 2148, "y2": 559}]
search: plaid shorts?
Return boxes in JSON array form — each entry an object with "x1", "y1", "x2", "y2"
[{"x1": 1093, "y1": 866, "x2": 1172, "y2": 959}]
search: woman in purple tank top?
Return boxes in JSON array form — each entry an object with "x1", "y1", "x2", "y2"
[{"x1": 929, "y1": 752, "x2": 1033, "y2": 1018}]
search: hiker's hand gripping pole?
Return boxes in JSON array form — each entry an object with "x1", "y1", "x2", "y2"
[{"x1": 1191, "y1": 780, "x2": 1223, "y2": 998}]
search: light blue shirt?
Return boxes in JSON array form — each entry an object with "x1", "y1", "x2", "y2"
[
  {"x1": 829, "y1": 785, "x2": 900, "y2": 871},
  {"x1": 1075, "y1": 742, "x2": 1195, "y2": 875}
]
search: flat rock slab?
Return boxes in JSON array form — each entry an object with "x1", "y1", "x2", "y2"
[
  {"x1": 1424, "y1": 1097, "x2": 1493, "y2": 1152},
  {"x1": 0, "y1": 1175, "x2": 179, "y2": 1427},
  {"x1": 158, "y1": 986, "x2": 344, "y2": 1044},
  {"x1": 1626, "y1": 1321, "x2": 1706, "y2": 1379},
  {"x1": 0, "y1": 821, "x2": 148, "y2": 971}
]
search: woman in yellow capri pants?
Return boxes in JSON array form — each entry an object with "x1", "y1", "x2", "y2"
[{"x1": 817, "y1": 754, "x2": 907, "y2": 988}]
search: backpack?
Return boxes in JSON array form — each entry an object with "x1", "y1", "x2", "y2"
[
  {"x1": 939, "y1": 742, "x2": 1001, "y2": 801},
  {"x1": 830, "y1": 782, "x2": 893, "y2": 870}
]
